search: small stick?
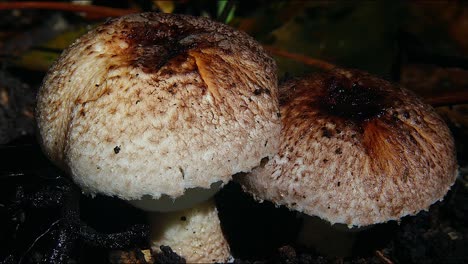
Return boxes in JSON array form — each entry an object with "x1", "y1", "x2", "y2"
[
  {"x1": 375, "y1": 250, "x2": 394, "y2": 264},
  {"x1": 263, "y1": 45, "x2": 336, "y2": 71},
  {"x1": 421, "y1": 90, "x2": 468, "y2": 107}
]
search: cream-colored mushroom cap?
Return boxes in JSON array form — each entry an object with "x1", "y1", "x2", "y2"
[
  {"x1": 239, "y1": 69, "x2": 458, "y2": 227},
  {"x1": 36, "y1": 12, "x2": 280, "y2": 200}
]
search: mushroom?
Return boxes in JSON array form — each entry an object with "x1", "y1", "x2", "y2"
[
  {"x1": 36, "y1": 12, "x2": 280, "y2": 263},
  {"x1": 237, "y1": 68, "x2": 458, "y2": 255}
]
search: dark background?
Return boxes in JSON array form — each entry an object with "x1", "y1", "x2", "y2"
[{"x1": 0, "y1": 1, "x2": 467, "y2": 263}]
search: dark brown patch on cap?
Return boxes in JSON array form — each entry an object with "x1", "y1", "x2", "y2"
[
  {"x1": 280, "y1": 69, "x2": 420, "y2": 179},
  {"x1": 124, "y1": 23, "x2": 198, "y2": 73},
  {"x1": 119, "y1": 15, "x2": 216, "y2": 74},
  {"x1": 320, "y1": 75, "x2": 389, "y2": 122}
]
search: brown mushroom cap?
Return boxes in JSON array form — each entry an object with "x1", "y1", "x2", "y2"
[
  {"x1": 239, "y1": 68, "x2": 458, "y2": 227},
  {"x1": 36, "y1": 13, "x2": 280, "y2": 200}
]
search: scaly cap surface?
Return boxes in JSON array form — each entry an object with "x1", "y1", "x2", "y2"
[
  {"x1": 239, "y1": 69, "x2": 457, "y2": 227},
  {"x1": 36, "y1": 13, "x2": 280, "y2": 200}
]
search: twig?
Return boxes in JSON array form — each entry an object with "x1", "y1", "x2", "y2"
[
  {"x1": 375, "y1": 250, "x2": 394, "y2": 264},
  {"x1": 422, "y1": 90, "x2": 468, "y2": 107},
  {"x1": 263, "y1": 45, "x2": 336, "y2": 71},
  {"x1": 0, "y1": 2, "x2": 138, "y2": 19}
]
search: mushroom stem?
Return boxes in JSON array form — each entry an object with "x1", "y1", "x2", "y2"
[
  {"x1": 149, "y1": 199, "x2": 231, "y2": 263},
  {"x1": 297, "y1": 215, "x2": 362, "y2": 257}
]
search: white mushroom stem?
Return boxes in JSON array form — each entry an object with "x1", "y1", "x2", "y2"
[
  {"x1": 149, "y1": 199, "x2": 231, "y2": 263},
  {"x1": 297, "y1": 215, "x2": 365, "y2": 257},
  {"x1": 128, "y1": 182, "x2": 230, "y2": 263}
]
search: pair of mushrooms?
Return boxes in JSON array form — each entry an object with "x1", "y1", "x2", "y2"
[{"x1": 36, "y1": 13, "x2": 457, "y2": 263}]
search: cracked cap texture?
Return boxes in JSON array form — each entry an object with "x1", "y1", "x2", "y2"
[
  {"x1": 36, "y1": 13, "x2": 280, "y2": 200},
  {"x1": 238, "y1": 68, "x2": 458, "y2": 227}
]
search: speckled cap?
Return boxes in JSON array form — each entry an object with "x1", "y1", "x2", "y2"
[
  {"x1": 36, "y1": 12, "x2": 280, "y2": 200},
  {"x1": 238, "y1": 68, "x2": 458, "y2": 227}
]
